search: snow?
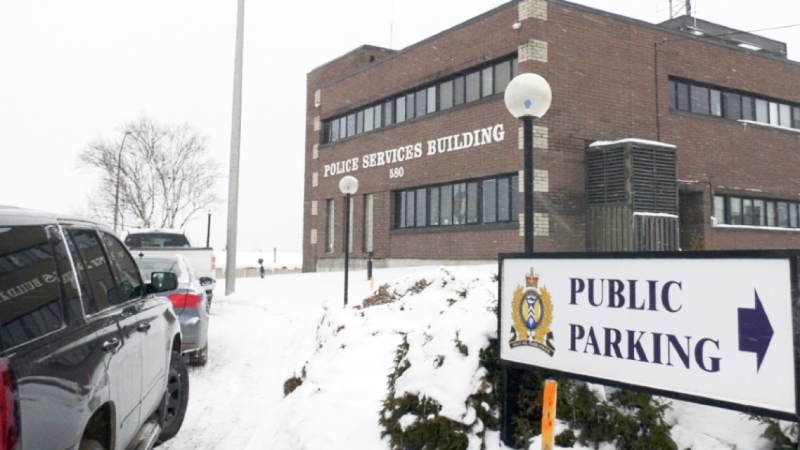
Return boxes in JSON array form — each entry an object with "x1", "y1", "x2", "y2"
[
  {"x1": 588, "y1": 138, "x2": 677, "y2": 148},
  {"x1": 159, "y1": 264, "x2": 786, "y2": 450}
]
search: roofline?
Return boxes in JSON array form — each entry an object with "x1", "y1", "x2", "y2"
[{"x1": 311, "y1": 0, "x2": 798, "y2": 90}]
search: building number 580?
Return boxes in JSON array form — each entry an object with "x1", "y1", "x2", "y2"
[{"x1": 389, "y1": 167, "x2": 404, "y2": 179}]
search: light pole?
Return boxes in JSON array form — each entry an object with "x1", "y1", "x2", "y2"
[
  {"x1": 503, "y1": 73, "x2": 552, "y2": 253},
  {"x1": 339, "y1": 175, "x2": 358, "y2": 307},
  {"x1": 501, "y1": 73, "x2": 551, "y2": 446},
  {"x1": 113, "y1": 131, "x2": 132, "y2": 233},
  {"x1": 206, "y1": 208, "x2": 212, "y2": 248}
]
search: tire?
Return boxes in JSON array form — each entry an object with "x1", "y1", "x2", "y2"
[
  {"x1": 189, "y1": 344, "x2": 208, "y2": 366},
  {"x1": 159, "y1": 351, "x2": 189, "y2": 442},
  {"x1": 79, "y1": 439, "x2": 105, "y2": 450}
]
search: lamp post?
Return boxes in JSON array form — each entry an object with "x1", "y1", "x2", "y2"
[
  {"x1": 113, "y1": 131, "x2": 132, "y2": 233},
  {"x1": 339, "y1": 175, "x2": 358, "y2": 307},
  {"x1": 206, "y1": 208, "x2": 212, "y2": 248},
  {"x1": 503, "y1": 73, "x2": 552, "y2": 253},
  {"x1": 501, "y1": 73, "x2": 552, "y2": 446}
]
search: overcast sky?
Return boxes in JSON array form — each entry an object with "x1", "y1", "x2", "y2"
[{"x1": 1, "y1": 0, "x2": 797, "y2": 252}]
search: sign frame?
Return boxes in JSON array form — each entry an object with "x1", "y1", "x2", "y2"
[{"x1": 497, "y1": 249, "x2": 800, "y2": 421}]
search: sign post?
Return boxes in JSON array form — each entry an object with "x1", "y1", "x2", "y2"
[{"x1": 499, "y1": 251, "x2": 799, "y2": 421}]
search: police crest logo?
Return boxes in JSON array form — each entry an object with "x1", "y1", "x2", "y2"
[{"x1": 510, "y1": 268, "x2": 555, "y2": 356}]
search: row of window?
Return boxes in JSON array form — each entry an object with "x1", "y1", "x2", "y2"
[
  {"x1": 395, "y1": 174, "x2": 520, "y2": 229},
  {"x1": 714, "y1": 195, "x2": 800, "y2": 229},
  {"x1": 668, "y1": 78, "x2": 800, "y2": 130},
  {"x1": 324, "y1": 55, "x2": 519, "y2": 144}
]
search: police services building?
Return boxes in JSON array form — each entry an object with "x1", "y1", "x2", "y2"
[{"x1": 302, "y1": 0, "x2": 800, "y2": 273}]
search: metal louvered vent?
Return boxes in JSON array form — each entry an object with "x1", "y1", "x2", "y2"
[
  {"x1": 586, "y1": 148, "x2": 626, "y2": 205},
  {"x1": 585, "y1": 141, "x2": 678, "y2": 252},
  {"x1": 632, "y1": 147, "x2": 677, "y2": 214}
]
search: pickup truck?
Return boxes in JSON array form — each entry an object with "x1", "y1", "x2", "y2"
[
  {"x1": 123, "y1": 229, "x2": 217, "y2": 304},
  {"x1": 0, "y1": 206, "x2": 189, "y2": 450}
]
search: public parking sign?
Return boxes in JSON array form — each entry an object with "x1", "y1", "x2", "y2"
[{"x1": 499, "y1": 251, "x2": 799, "y2": 419}]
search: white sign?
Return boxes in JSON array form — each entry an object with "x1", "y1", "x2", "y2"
[
  {"x1": 500, "y1": 256, "x2": 797, "y2": 415},
  {"x1": 322, "y1": 123, "x2": 506, "y2": 178}
]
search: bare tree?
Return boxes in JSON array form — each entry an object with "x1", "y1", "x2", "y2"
[{"x1": 79, "y1": 115, "x2": 222, "y2": 231}]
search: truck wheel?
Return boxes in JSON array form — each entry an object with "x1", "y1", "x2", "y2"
[
  {"x1": 159, "y1": 351, "x2": 189, "y2": 441},
  {"x1": 79, "y1": 439, "x2": 105, "y2": 450},
  {"x1": 190, "y1": 344, "x2": 208, "y2": 366}
]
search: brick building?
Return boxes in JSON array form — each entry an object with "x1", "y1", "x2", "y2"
[{"x1": 303, "y1": 0, "x2": 800, "y2": 273}]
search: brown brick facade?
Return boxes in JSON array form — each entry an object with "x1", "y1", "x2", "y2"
[{"x1": 303, "y1": 0, "x2": 800, "y2": 272}]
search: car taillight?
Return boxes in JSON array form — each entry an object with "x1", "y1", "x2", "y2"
[
  {"x1": 0, "y1": 359, "x2": 18, "y2": 450},
  {"x1": 211, "y1": 255, "x2": 216, "y2": 271},
  {"x1": 168, "y1": 293, "x2": 202, "y2": 309}
]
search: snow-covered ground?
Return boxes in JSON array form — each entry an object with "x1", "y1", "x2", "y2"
[{"x1": 159, "y1": 264, "x2": 783, "y2": 450}]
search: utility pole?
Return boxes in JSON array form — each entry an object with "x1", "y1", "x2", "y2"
[{"x1": 226, "y1": 0, "x2": 245, "y2": 295}]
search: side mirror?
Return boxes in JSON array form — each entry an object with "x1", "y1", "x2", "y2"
[
  {"x1": 199, "y1": 276, "x2": 214, "y2": 287},
  {"x1": 150, "y1": 272, "x2": 178, "y2": 292}
]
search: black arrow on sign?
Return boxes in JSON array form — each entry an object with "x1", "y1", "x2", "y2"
[{"x1": 738, "y1": 290, "x2": 774, "y2": 372}]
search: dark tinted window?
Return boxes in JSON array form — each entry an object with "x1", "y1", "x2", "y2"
[
  {"x1": 495, "y1": 61, "x2": 511, "y2": 94},
  {"x1": 0, "y1": 226, "x2": 65, "y2": 350},
  {"x1": 466, "y1": 71, "x2": 480, "y2": 103},
  {"x1": 101, "y1": 232, "x2": 143, "y2": 303},
  {"x1": 68, "y1": 229, "x2": 117, "y2": 313},
  {"x1": 124, "y1": 233, "x2": 190, "y2": 248},
  {"x1": 440, "y1": 80, "x2": 453, "y2": 110}
]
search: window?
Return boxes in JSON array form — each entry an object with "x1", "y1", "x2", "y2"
[
  {"x1": 326, "y1": 199, "x2": 335, "y2": 253},
  {"x1": 676, "y1": 82, "x2": 690, "y2": 111},
  {"x1": 453, "y1": 183, "x2": 467, "y2": 225},
  {"x1": 482, "y1": 66, "x2": 493, "y2": 98},
  {"x1": 68, "y1": 229, "x2": 118, "y2": 313},
  {"x1": 466, "y1": 71, "x2": 480, "y2": 103},
  {"x1": 427, "y1": 86, "x2": 437, "y2": 114},
  {"x1": 395, "y1": 174, "x2": 519, "y2": 229},
  {"x1": 440, "y1": 80, "x2": 453, "y2": 110},
  {"x1": 715, "y1": 195, "x2": 800, "y2": 230},
  {"x1": 416, "y1": 188, "x2": 427, "y2": 227},
  {"x1": 100, "y1": 232, "x2": 143, "y2": 303},
  {"x1": 690, "y1": 85, "x2": 710, "y2": 114},
  {"x1": 364, "y1": 106, "x2": 374, "y2": 132},
  {"x1": 415, "y1": 89, "x2": 427, "y2": 118},
  {"x1": 454, "y1": 76, "x2": 465, "y2": 105},
  {"x1": 364, "y1": 194, "x2": 374, "y2": 253},
  {"x1": 714, "y1": 196, "x2": 725, "y2": 222},
  {"x1": 356, "y1": 110, "x2": 364, "y2": 134},
  {"x1": 396, "y1": 96, "x2": 406, "y2": 124},
  {"x1": 668, "y1": 77, "x2": 800, "y2": 130},
  {"x1": 755, "y1": 99, "x2": 769, "y2": 123},
  {"x1": 710, "y1": 89, "x2": 722, "y2": 116},
  {"x1": 320, "y1": 55, "x2": 519, "y2": 143},
  {"x1": 430, "y1": 188, "x2": 440, "y2": 226},
  {"x1": 467, "y1": 182, "x2": 479, "y2": 223},
  {"x1": 495, "y1": 61, "x2": 511, "y2": 94},
  {"x1": 729, "y1": 197, "x2": 742, "y2": 225},
  {"x1": 0, "y1": 226, "x2": 65, "y2": 350},
  {"x1": 406, "y1": 92, "x2": 416, "y2": 121},
  {"x1": 779, "y1": 104, "x2": 791, "y2": 127},
  {"x1": 723, "y1": 92, "x2": 741, "y2": 120},
  {"x1": 374, "y1": 104, "x2": 383, "y2": 129},
  {"x1": 483, "y1": 179, "x2": 497, "y2": 223},
  {"x1": 441, "y1": 185, "x2": 453, "y2": 225}
]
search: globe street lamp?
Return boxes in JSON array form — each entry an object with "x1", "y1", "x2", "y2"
[
  {"x1": 503, "y1": 73, "x2": 552, "y2": 253},
  {"x1": 339, "y1": 175, "x2": 358, "y2": 306},
  {"x1": 113, "y1": 131, "x2": 133, "y2": 233},
  {"x1": 501, "y1": 73, "x2": 552, "y2": 447}
]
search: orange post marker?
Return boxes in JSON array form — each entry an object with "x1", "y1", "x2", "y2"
[{"x1": 541, "y1": 379, "x2": 557, "y2": 450}]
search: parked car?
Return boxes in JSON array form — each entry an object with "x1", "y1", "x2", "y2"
[
  {"x1": 124, "y1": 229, "x2": 217, "y2": 308},
  {"x1": 135, "y1": 253, "x2": 211, "y2": 366},
  {"x1": 0, "y1": 206, "x2": 189, "y2": 450}
]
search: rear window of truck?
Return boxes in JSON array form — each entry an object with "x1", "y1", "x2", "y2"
[{"x1": 124, "y1": 233, "x2": 190, "y2": 248}]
